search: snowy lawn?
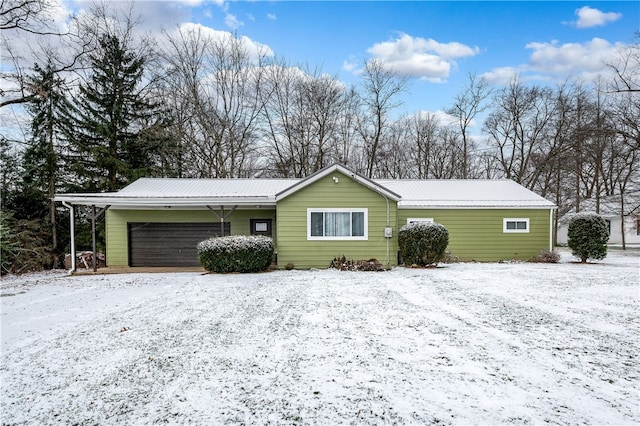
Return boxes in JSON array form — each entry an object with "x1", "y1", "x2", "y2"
[{"x1": 1, "y1": 249, "x2": 638, "y2": 425}]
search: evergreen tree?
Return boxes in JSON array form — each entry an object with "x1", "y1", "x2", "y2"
[
  {"x1": 69, "y1": 33, "x2": 165, "y2": 192},
  {"x1": 15, "y1": 60, "x2": 75, "y2": 267}
]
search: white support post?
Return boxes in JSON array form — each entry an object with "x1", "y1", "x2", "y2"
[{"x1": 63, "y1": 202, "x2": 76, "y2": 273}]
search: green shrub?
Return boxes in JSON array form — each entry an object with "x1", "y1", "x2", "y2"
[
  {"x1": 398, "y1": 222, "x2": 449, "y2": 267},
  {"x1": 197, "y1": 235, "x2": 274, "y2": 273},
  {"x1": 567, "y1": 212, "x2": 608, "y2": 263}
]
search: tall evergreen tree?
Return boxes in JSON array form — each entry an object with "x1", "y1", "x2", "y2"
[
  {"x1": 69, "y1": 33, "x2": 164, "y2": 192},
  {"x1": 11, "y1": 60, "x2": 75, "y2": 267}
]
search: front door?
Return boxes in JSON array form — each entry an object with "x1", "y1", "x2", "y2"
[{"x1": 250, "y1": 219, "x2": 272, "y2": 237}]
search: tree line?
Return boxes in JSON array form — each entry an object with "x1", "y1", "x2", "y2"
[{"x1": 1, "y1": 1, "x2": 638, "y2": 272}]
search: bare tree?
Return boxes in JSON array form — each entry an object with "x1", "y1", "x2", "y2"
[
  {"x1": 401, "y1": 112, "x2": 440, "y2": 178},
  {"x1": 484, "y1": 77, "x2": 557, "y2": 189},
  {"x1": 259, "y1": 62, "x2": 351, "y2": 177},
  {"x1": 161, "y1": 24, "x2": 267, "y2": 178},
  {"x1": 446, "y1": 73, "x2": 492, "y2": 179},
  {"x1": 1, "y1": 0, "x2": 91, "y2": 109},
  {"x1": 358, "y1": 59, "x2": 407, "y2": 178}
]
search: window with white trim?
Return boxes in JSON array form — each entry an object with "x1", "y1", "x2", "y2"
[
  {"x1": 407, "y1": 218, "x2": 434, "y2": 224},
  {"x1": 307, "y1": 208, "x2": 368, "y2": 240},
  {"x1": 503, "y1": 218, "x2": 529, "y2": 233}
]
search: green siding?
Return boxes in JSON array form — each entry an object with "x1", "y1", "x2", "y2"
[
  {"x1": 397, "y1": 208, "x2": 552, "y2": 261},
  {"x1": 276, "y1": 171, "x2": 398, "y2": 269},
  {"x1": 106, "y1": 209, "x2": 276, "y2": 266}
]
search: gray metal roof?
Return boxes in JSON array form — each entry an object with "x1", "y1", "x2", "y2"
[
  {"x1": 55, "y1": 178, "x2": 297, "y2": 208},
  {"x1": 55, "y1": 170, "x2": 555, "y2": 209},
  {"x1": 376, "y1": 179, "x2": 556, "y2": 208}
]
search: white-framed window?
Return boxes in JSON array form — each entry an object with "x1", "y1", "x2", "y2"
[
  {"x1": 503, "y1": 218, "x2": 529, "y2": 233},
  {"x1": 307, "y1": 208, "x2": 368, "y2": 240},
  {"x1": 407, "y1": 218, "x2": 434, "y2": 225}
]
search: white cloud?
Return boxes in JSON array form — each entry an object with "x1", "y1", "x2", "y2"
[
  {"x1": 483, "y1": 37, "x2": 627, "y2": 85},
  {"x1": 267, "y1": 13, "x2": 277, "y2": 21},
  {"x1": 526, "y1": 38, "x2": 621, "y2": 77},
  {"x1": 364, "y1": 33, "x2": 479, "y2": 81},
  {"x1": 481, "y1": 66, "x2": 520, "y2": 85},
  {"x1": 225, "y1": 13, "x2": 243, "y2": 30},
  {"x1": 168, "y1": 23, "x2": 274, "y2": 59},
  {"x1": 573, "y1": 6, "x2": 622, "y2": 29}
]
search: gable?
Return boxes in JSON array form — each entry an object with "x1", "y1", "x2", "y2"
[{"x1": 276, "y1": 164, "x2": 400, "y2": 202}]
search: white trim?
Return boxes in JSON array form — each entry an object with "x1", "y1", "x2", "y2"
[
  {"x1": 277, "y1": 164, "x2": 401, "y2": 201},
  {"x1": 307, "y1": 208, "x2": 368, "y2": 241},
  {"x1": 407, "y1": 217, "x2": 434, "y2": 224},
  {"x1": 503, "y1": 218, "x2": 530, "y2": 233}
]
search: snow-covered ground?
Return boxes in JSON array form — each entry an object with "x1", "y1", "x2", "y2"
[{"x1": 1, "y1": 249, "x2": 638, "y2": 425}]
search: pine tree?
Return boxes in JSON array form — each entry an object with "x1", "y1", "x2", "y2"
[
  {"x1": 69, "y1": 33, "x2": 165, "y2": 192},
  {"x1": 14, "y1": 60, "x2": 75, "y2": 267}
]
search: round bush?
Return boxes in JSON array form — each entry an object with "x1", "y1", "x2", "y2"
[
  {"x1": 197, "y1": 235, "x2": 274, "y2": 273},
  {"x1": 398, "y1": 222, "x2": 449, "y2": 267},
  {"x1": 567, "y1": 212, "x2": 608, "y2": 263}
]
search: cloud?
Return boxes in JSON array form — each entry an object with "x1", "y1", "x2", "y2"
[
  {"x1": 168, "y1": 23, "x2": 274, "y2": 59},
  {"x1": 225, "y1": 13, "x2": 243, "y2": 30},
  {"x1": 483, "y1": 37, "x2": 627, "y2": 85},
  {"x1": 364, "y1": 33, "x2": 479, "y2": 81},
  {"x1": 481, "y1": 67, "x2": 521, "y2": 85},
  {"x1": 526, "y1": 38, "x2": 621, "y2": 76},
  {"x1": 571, "y1": 6, "x2": 622, "y2": 28},
  {"x1": 267, "y1": 13, "x2": 277, "y2": 21}
]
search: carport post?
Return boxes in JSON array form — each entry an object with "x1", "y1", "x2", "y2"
[
  {"x1": 206, "y1": 205, "x2": 238, "y2": 237},
  {"x1": 91, "y1": 206, "x2": 97, "y2": 271},
  {"x1": 62, "y1": 202, "x2": 76, "y2": 273},
  {"x1": 221, "y1": 206, "x2": 225, "y2": 236},
  {"x1": 90, "y1": 205, "x2": 111, "y2": 272}
]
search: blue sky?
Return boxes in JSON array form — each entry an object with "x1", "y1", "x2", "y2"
[
  {"x1": 4, "y1": 0, "x2": 638, "y2": 125},
  {"x1": 145, "y1": 0, "x2": 639, "y2": 115}
]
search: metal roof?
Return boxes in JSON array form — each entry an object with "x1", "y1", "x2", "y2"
[
  {"x1": 55, "y1": 178, "x2": 297, "y2": 208},
  {"x1": 55, "y1": 170, "x2": 555, "y2": 209},
  {"x1": 375, "y1": 179, "x2": 556, "y2": 209}
]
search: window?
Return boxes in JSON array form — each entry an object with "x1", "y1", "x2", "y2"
[
  {"x1": 307, "y1": 208, "x2": 368, "y2": 240},
  {"x1": 503, "y1": 218, "x2": 529, "y2": 233},
  {"x1": 407, "y1": 218, "x2": 434, "y2": 224}
]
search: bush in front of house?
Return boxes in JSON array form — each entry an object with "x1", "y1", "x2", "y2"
[
  {"x1": 529, "y1": 249, "x2": 561, "y2": 263},
  {"x1": 398, "y1": 222, "x2": 449, "y2": 267},
  {"x1": 329, "y1": 255, "x2": 385, "y2": 271},
  {"x1": 197, "y1": 235, "x2": 274, "y2": 273},
  {"x1": 567, "y1": 212, "x2": 608, "y2": 263}
]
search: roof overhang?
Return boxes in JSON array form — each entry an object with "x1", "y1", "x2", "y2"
[
  {"x1": 54, "y1": 194, "x2": 277, "y2": 209},
  {"x1": 398, "y1": 202, "x2": 557, "y2": 209}
]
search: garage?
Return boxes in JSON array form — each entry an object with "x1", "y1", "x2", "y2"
[{"x1": 128, "y1": 222, "x2": 230, "y2": 267}]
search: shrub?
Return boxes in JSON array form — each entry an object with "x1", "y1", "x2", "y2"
[
  {"x1": 398, "y1": 222, "x2": 449, "y2": 267},
  {"x1": 529, "y1": 249, "x2": 560, "y2": 263},
  {"x1": 328, "y1": 255, "x2": 385, "y2": 271},
  {"x1": 567, "y1": 212, "x2": 608, "y2": 263},
  {"x1": 197, "y1": 235, "x2": 274, "y2": 273}
]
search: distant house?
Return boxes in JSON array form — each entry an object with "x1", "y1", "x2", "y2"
[
  {"x1": 557, "y1": 193, "x2": 640, "y2": 246},
  {"x1": 55, "y1": 164, "x2": 556, "y2": 269}
]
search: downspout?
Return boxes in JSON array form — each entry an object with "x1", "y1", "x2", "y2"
[
  {"x1": 549, "y1": 208, "x2": 554, "y2": 252},
  {"x1": 370, "y1": 188, "x2": 392, "y2": 266},
  {"x1": 62, "y1": 201, "x2": 76, "y2": 274}
]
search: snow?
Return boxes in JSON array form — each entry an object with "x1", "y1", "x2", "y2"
[{"x1": 1, "y1": 249, "x2": 639, "y2": 424}]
